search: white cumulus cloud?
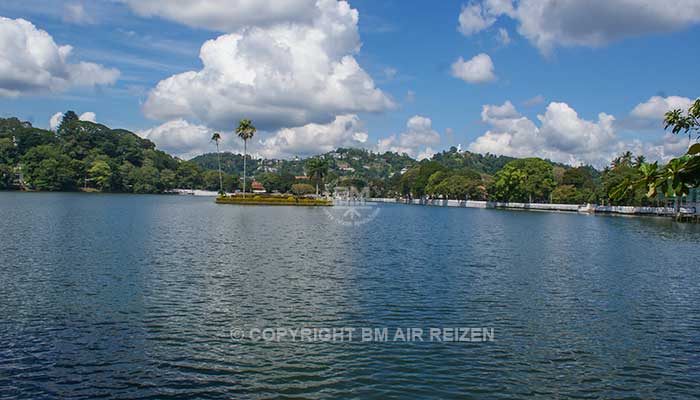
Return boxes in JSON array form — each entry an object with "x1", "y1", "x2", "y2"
[
  {"x1": 258, "y1": 114, "x2": 368, "y2": 159},
  {"x1": 49, "y1": 112, "x2": 63, "y2": 131},
  {"x1": 0, "y1": 17, "x2": 119, "y2": 97},
  {"x1": 49, "y1": 111, "x2": 98, "y2": 130},
  {"x1": 458, "y1": 0, "x2": 700, "y2": 55},
  {"x1": 515, "y1": 0, "x2": 700, "y2": 54},
  {"x1": 119, "y1": 0, "x2": 317, "y2": 32},
  {"x1": 458, "y1": 0, "x2": 514, "y2": 36},
  {"x1": 458, "y1": 2, "x2": 496, "y2": 36},
  {"x1": 469, "y1": 100, "x2": 690, "y2": 167},
  {"x1": 496, "y1": 28, "x2": 511, "y2": 45},
  {"x1": 141, "y1": 0, "x2": 393, "y2": 131},
  {"x1": 79, "y1": 112, "x2": 96, "y2": 123},
  {"x1": 631, "y1": 95, "x2": 694, "y2": 120},
  {"x1": 376, "y1": 115, "x2": 440, "y2": 159},
  {"x1": 451, "y1": 53, "x2": 496, "y2": 84},
  {"x1": 63, "y1": 3, "x2": 95, "y2": 25},
  {"x1": 137, "y1": 119, "x2": 222, "y2": 160},
  {"x1": 523, "y1": 95, "x2": 545, "y2": 106}
]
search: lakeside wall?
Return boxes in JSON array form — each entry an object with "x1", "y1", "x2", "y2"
[{"x1": 368, "y1": 198, "x2": 698, "y2": 217}]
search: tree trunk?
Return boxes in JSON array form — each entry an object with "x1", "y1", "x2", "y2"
[
  {"x1": 216, "y1": 142, "x2": 223, "y2": 194},
  {"x1": 243, "y1": 139, "x2": 247, "y2": 198},
  {"x1": 316, "y1": 181, "x2": 319, "y2": 198}
]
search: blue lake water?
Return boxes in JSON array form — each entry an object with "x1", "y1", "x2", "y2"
[{"x1": 1, "y1": 192, "x2": 700, "y2": 399}]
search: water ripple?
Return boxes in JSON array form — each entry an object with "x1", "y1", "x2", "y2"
[{"x1": 1, "y1": 193, "x2": 700, "y2": 399}]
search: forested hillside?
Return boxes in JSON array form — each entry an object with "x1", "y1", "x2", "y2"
[
  {"x1": 0, "y1": 112, "x2": 223, "y2": 193},
  {"x1": 1, "y1": 112, "x2": 661, "y2": 205}
]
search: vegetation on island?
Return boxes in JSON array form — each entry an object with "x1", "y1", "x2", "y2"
[
  {"x1": 235, "y1": 119, "x2": 256, "y2": 197},
  {"x1": 216, "y1": 194, "x2": 331, "y2": 206}
]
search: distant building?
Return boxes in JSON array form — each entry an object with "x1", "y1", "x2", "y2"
[
  {"x1": 251, "y1": 181, "x2": 266, "y2": 193},
  {"x1": 337, "y1": 162, "x2": 355, "y2": 172}
]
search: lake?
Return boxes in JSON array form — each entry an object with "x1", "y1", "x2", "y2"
[{"x1": 1, "y1": 192, "x2": 700, "y2": 399}]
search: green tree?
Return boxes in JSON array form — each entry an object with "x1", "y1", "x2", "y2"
[
  {"x1": 57, "y1": 111, "x2": 79, "y2": 134},
  {"x1": 223, "y1": 174, "x2": 237, "y2": 192},
  {"x1": 0, "y1": 164, "x2": 13, "y2": 189},
  {"x1": 202, "y1": 170, "x2": 220, "y2": 191},
  {"x1": 176, "y1": 161, "x2": 203, "y2": 189},
  {"x1": 291, "y1": 183, "x2": 315, "y2": 196},
  {"x1": 131, "y1": 164, "x2": 160, "y2": 194},
  {"x1": 603, "y1": 157, "x2": 646, "y2": 205},
  {"x1": 552, "y1": 185, "x2": 581, "y2": 204},
  {"x1": 425, "y1": 170, "x2": 448, "y2": 196},
  {"x1": 88, "y1": 160, "x2": 112, "y2": 191},
  {"x1": 257, "y1": 172, "x2": 282, "y2": 193},
  {"x1": 118, "y1": 161, "x2": 136, "y2": 192},
  {"x1": 211, "y1": 132, "x2": 224, "y2": 194},
  {"x1": 235, "y1": 119, "x2": 256, "y2": 197},
  {"x1": 612, "y1": 99, "x2": 700, "y2": 214},
  {"x1": 22, "y1": 145, "x2": 76, "y2": 191},
  {"x1": 664, "y1": 98, "x2": 700, "y2": 145},
  {"x1": 160, "y1": 169, "x2": 177, "y2": 191},
  {"x1": 561, "y1": 167, "x2": 595, "y2": 189},
  {"x1": 305, "y1": 157, "x2": 329, "y2": 197},
  {"x1": 0, "y1": 137, "x2": 17, "y2": 165},
  {"x1": 491, "y1": 158, "x2": 555, "y2": 202},
  {"x1": 435, "y1": 175, "x2": 485, "y2": 200},
  {"x1": 399, "y1": 161, "x2": 448, "y2": 197}
]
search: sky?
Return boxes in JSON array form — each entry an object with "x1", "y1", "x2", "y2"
[{"x1": 1, "y1": 0, "x2": 699, "y2": 167}]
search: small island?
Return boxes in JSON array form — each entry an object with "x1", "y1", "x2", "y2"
[
  {"x1": 215, "y1": 194, "x2": 332, "y2": 206},
  {"x1": 212, "y1": 120, "x2": 332, "y2": 207}
]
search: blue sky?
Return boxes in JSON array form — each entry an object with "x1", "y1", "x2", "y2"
[{"x1": 1, "y1": 0, "x2": 699, "y2": 166}]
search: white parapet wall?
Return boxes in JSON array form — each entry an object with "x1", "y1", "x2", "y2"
[
  {"x1": 368, "y1": 198, "x2": 578, "y2": 212},
  {"x1": 594, "y1": 205, "x2": 696, "y2": 215},
  {"x1": 367, "y1": 198, "x2": 697, "y2": 216}
]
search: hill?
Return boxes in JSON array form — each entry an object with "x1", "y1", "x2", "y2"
[
  {"x1": 3, "y1": 112, "x2": 641, "y2": 205},
  {"x1": 0, "y1": 113, "x2": 211, "y2": 193}
]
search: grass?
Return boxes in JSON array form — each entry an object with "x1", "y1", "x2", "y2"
[{"x1": 216, "y1": 195, "x2": 333, "y2": 206}]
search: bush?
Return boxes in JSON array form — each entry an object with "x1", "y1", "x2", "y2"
[{"x1": 291, "y1": 183, "x2": 315, "y2": 195}]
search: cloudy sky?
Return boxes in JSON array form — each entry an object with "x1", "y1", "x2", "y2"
[{"x1": 0, "y1": 0, "x2": 698, "y2": 166}]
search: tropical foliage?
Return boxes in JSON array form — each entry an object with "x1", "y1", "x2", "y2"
[
  {"x1": 0, "y1": 113, "x2": 238, "y2": 193},
  {"x1": 490, "y1": 158, "x2": 556, "y2": 203},
  {"x1": 612, "y1": 98, "x2": 700, "y2": 209},
  {"x1": 236, "y1": 119, "x2": 256, "y2": 196},
  {"x1": 5, "y1": 108, "x2": 695, "y2": 208},
  {"x1": 305, "y1": 157, "x2": 329, "y2": 196}
]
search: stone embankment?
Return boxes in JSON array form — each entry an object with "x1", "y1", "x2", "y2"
[{"x1": 368, "y1": 198, "x2": 698, "y2": 217}]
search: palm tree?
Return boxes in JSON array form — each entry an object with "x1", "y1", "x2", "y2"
[
  {"x1": 634, "y1": 155, "x2": 646, "y2": 168},
  {"x1": 611, "y1": 156, "x2": 621, "y2": 169},
  {"x1": 621, "y1": 151, "x2": 633, "y2": 167},
  {"x1": 236, "y1": 119, "x2": 256, "y2": 197},
  {"x1": 305, "y1": 157, "x2": 329, "y2": 197},
  {"x1": 211, "y1": 132, "x2": 224, "y2": 194}
]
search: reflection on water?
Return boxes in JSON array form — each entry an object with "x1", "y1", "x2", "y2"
[{"x1": 1, "y1": 193, "x2": 700, "y2": 399}]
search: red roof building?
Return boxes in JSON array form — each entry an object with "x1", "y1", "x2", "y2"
[{"x1": 251, "y1": 180, "x2": 266, "y2": 193}]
